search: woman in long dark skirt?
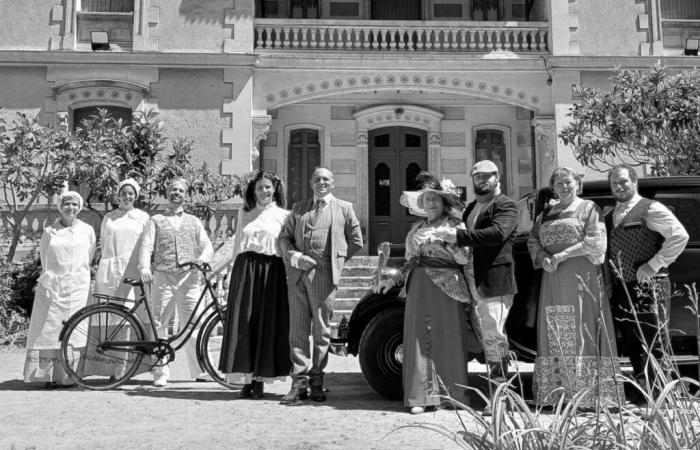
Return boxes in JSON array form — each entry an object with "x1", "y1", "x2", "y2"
[{"x1": 219, "y1": 171, "x2": 291, "y2": 399}]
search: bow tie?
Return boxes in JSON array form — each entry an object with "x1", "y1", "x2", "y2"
[{"x1": 166, "y1": 208, "x2": 184, "y2": 216}]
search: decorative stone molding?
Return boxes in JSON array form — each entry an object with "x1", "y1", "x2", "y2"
[
  {"x1": 356, "y1": 133, "x2": 369, "y2": 230},
  {"x1": 532, "y1": 116, "x2": 557, "y2": 188},
  {"x1": 265, "y1": 74, "x2": 541, "y2": 111},
  {"x1": 251, "y1": 114, "x2": 272, "y2": 169}
]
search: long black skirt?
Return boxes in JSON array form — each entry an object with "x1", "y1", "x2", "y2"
[{"x1": 218, "y1": 251, "x2": 291, "y2": 383}]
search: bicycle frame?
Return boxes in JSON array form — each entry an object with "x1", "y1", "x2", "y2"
[{"x1": 95, "y1": 264, "x2": 227, "y2": 357}]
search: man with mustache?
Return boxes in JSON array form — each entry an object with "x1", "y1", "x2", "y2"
[
  {"x1": 139, "y1": 178, "x2": 214, "y2": 387},
  {"x1": 433, "y1": 160, "x2": 518, "y2": 415},
  {"x1": 606, "y1": 164, "x2": 688, "y2": 398}
]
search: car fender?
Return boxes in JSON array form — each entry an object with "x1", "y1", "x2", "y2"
[{"x1": 347, "y1": 288, "x2": 404, "y2": 355}]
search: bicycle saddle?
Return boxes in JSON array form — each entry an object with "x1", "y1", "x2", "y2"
[{"x1": 123, "y1": 278, "x2": 144, "y2": 287}]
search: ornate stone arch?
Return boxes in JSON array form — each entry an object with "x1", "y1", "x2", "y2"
[{"x1": 53, "y1": 80, "x2": 150, "y2": 128}]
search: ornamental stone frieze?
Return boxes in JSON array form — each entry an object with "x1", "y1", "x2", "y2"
[{"x1": 263, "y1": 74, "x2": 541, "y2": 111}]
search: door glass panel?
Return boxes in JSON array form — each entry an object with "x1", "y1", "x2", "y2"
[
  {"x1": 405, "y1": 133, "x2": 422, "y2": 148},
  {"x1": 374, "y1": 133, "x2": 390, "y2": 147},
  {"x1": 405, "y1": 162, "x2": 423, "y2": 191},
  {"x1": 375, "y1": 163, "x2": 391, "y2": 216}
]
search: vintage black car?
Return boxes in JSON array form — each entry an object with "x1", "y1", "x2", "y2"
[{"x1": 334, "y1": 176, "x2": 700, "y2": 400}]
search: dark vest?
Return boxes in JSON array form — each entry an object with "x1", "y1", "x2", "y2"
[{"x1": 607, "y1": 198, "x2": 664, "y2": 283}]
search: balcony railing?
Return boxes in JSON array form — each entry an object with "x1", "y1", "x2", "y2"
[{"x1": 254, "y1": 19, "x2": 549, "y2": 53}]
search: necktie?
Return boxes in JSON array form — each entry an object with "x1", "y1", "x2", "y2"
[{"x1": 309, "y1": 199, "x2": 325, "y2": 227}]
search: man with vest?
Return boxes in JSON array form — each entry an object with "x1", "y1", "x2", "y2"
[
  {"x1": 278, "y1": 167, "x2": 363, "y2": 404},
  {"x1": 139, "y1": 178, "x2": 214, "y2": 387},
  {"x1": 606, "y1": 164, "x2": 688, "y2": 395}
]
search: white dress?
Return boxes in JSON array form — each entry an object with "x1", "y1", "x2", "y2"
[
  {"x1": 93, "y1": 208, "x2": 150, "y2": 298},
  {"x1": 24, "y1": 219, "x2": 96, "y2": 384},
  {"x1": 84, "y1": 208, "x2": 151, "y2": 377}
]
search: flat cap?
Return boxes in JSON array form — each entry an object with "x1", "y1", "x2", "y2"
[{"x1": 470, "y1": 160, "x2": 499, "y2": 175}]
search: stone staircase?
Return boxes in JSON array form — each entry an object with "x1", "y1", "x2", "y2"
[{"x1": 332, "y1": 256, "x2": 378, "y2": 327}]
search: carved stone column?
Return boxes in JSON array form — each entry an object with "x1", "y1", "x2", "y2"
[
  {"x1": 428, "y1": 132, "x2": 442, "y2": 175},
  {"x1": 251, "y1": 115, "x2": 272, "y2": 170},
  {"x1": 532, "y1": 117, "x2": 556, "y2": 188},
  {"x1": 356, "y1": 132, "x2": 369, "y2": 231}
]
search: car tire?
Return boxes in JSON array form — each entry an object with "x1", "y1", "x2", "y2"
[{"x1": 358, "y1": 307, "x2": 404, "y2": 401}]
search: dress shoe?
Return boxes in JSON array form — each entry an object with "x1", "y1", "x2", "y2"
[
  {"x1": 280, "y1": 387, "x2": 308, "y2": 405},
  {"x1": 238, "y1": 383, "x2": 253, "y2": 399},
  {"x1": 309, "y1": 385, "x2": 327, "y2": 402},
  {"x1": 153, "y1": 375, "x2": 168, "y2": 388},
  {"x1": 251, "y1": 380, "x2": 264, "y2": 399}
]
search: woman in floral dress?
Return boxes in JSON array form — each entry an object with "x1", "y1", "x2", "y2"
[{"x1": 528, "y1": 167, "x2": 623, "y2": 408}]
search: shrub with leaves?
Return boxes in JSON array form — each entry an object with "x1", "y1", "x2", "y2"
[
  {"x1": 0, "y1": 256, "x2": 29, "y2": 347},
  {"x1": 560, "y1": 63, "x2": 700, "y2": 176}
]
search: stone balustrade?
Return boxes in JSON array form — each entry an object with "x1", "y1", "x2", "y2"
[{"x1": 254, "y1": 19, "x2": 549, "y2": 53}]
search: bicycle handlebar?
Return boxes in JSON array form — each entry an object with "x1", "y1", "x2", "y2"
[{"x1": 177, "y1": 261, "x2": 212, "y2": 274}]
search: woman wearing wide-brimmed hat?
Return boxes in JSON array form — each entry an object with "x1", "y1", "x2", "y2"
[
  {"x1": 377, "y1": 175, "x2": 480, "y2": 414},
  {"x1": 23, "y1": 191, "x2": 96, "y2": 387}
]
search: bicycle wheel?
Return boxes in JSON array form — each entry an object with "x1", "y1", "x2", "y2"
[
  {"x1": 197, "y1": 309, "x2": 240, "y2": 390},
  {"x1": 60, "y1": 304, "x2": 145, "y2": 390}
]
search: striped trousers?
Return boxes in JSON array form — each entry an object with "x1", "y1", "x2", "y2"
[{"x1": 288, "y1": 257, "x2": 336, "y2": 388}]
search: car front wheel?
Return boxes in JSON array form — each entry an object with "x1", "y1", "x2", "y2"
[{"x1": 358, "y1": 307, "x2": 404, "y2": 401}]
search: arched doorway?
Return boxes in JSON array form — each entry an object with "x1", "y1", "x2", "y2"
[{"x1": 368, "y1": 126, "x2": 428, "y2": 253}]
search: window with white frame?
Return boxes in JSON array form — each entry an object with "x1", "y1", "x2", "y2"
[{"x1": 77, "y1": 0, "x2": 135, "y2": 50}]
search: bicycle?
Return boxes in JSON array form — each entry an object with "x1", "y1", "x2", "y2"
[{"x1": 58, "y1": 262, "x2": 236, "y2": 390}]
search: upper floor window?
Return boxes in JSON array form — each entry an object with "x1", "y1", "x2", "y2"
[
  {"x1": 81, "y1": 0, "x2": 134, "y2": 13},
  {"x1": 77, "y1": 0, "x2": 135, "y2": 50},
  {"x1": 660, "y1": 0, "x2": 700, "y2": 54},
  {"x1": 257, "y1": 0, "x2": 536, "y2": 20}
]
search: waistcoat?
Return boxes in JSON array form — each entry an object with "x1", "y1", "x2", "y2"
[
  {"x1": 607, "y1": 198, "x2": 664, "y2": 283},
  {"x1": 151, "y1": 214, "x2": 200, "y2": 274},
  {"x1": 303, "y1": 204, "x2": 332, "y2": 259}
]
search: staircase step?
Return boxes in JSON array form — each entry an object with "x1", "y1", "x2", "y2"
[
  {"x1": 338, "y1": 276, "x2": 374, "y2": 287},
  {"x1": 341, "y1": 266, "x2": 376, "y2": 277},
  {"x1": 343, "y1": 256, "x2": 378, "y2": 266},
  {"x1": 336, "y1": 287, "x2": 371, "y2": 299},
  {"x1": 334, "y1": 298, "x2": 363, "y2": 310},
  {"x1": 331, "y1": 310, "x2": 353, "y2": 324}
]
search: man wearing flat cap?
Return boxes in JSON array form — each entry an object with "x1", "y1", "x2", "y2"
[{"x1": 433, "y1": 160, "x2": 518, "y2": 412}]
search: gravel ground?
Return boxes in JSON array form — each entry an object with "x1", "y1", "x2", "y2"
[{"x1": 0, "y1": 348, "x2": 512, "y2": 450}]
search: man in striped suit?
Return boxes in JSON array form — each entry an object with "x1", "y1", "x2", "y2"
[{"x1": 279, "y1": 167, "x2": 363, "y2": 404}]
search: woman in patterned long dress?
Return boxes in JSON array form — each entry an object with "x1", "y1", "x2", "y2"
[
  {"x1": 23, "y1": 191, "x2": 96, "y2": 387},
  {"x1": 219, "y1": 171, "x2": 291, "y2": 399},
  {"x1": 377, "y1": 178, "x2": 479, "y2": 415},
  {"x1": 83, "y1": 179, "x2": 151, "y2": 377},
  {"x1": 528, "y1": 167, "x2": 623, "y2": 408}
]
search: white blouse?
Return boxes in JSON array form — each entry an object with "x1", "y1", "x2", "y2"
[{"x1": 231, "y1": 203, "x2": 290, "y2": 259}]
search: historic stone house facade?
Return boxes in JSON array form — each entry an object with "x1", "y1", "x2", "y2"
[{"x1": 1, "y1": 0, "x2": 699, "y2": 252}]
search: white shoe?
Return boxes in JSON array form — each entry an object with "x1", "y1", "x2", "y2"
[
  {"x1": 153, "y1": 375, "x2": 168, "y2": 387},
  {"x1": 409, "y1": 406, "x2": 425, "y2": 415}
]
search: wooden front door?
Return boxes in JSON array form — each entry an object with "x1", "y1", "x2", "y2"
[
  {"x1": 368, "y1": 127, "x2": 428, "y2": 253},
  {"x1": 287, "y1": 129, "x2": 320, "y2": 206}
]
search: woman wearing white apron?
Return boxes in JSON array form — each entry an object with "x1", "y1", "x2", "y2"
[
  {"x1": 24, "y1": 191, "x2": 96, "y2": 387},
  {"x1": 83, "y1": 178, "x2": 151, "y2": 377}
]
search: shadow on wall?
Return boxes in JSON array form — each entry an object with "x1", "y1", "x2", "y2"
[{"x1": 178, "y1": 0, "x2": 254, "y2": 24}]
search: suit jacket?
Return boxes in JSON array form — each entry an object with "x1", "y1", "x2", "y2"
[
  {"x1": 456, "y1": 194, "x2": 518, "y2": 297},
  {"x1": 279, "y1": 196, "x2": 363, "y2": 286}
]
